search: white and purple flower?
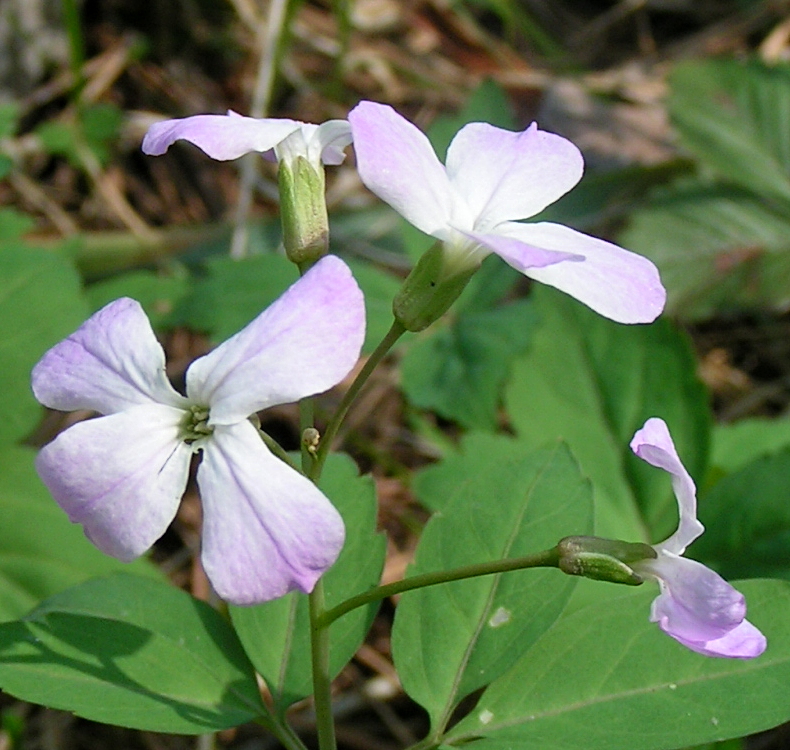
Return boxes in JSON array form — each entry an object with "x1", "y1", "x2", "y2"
[
  {"x1": 142, "y1": 110, "x2": 352, "y2": 167},
  {"x1": 630, "y1": 417, "x2": 766, "y2": 658},
  {"x1": 32, "y1": 256, "x2": 365, "y2": 606},
  {"x1": 348, "y1": 101, "x2": 665, "y2": 324}
]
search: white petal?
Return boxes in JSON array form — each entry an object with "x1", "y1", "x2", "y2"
[
  {"x1": 631, "y1": 417, "x2": 703, "y2": 554},
  {"x1": 313, "y1": 120, "x2": 353, "y2": 165},
  {"x1": 496, "y1": 222, "x2": 666, "y2": 324},
  {"x1": 446, "y1": 122, "x2": 584, "y2": 228},
  {"x1": 32, "y1": 298, "x2": 187, "y2": 414},
  {"x1": 142, "y1": 114, "x2": 302, "y2": 161},
  {"x1": 197, "y1": 421, "x2": 345, "y2": 605},
  {"x1": 186, "y1": 255, "x2": 365, "y2": 424},
  {"x1": 35, "y1": 404, "x2": 192, "y2": 561},
  {"x1": 668, "y1": 618, "x2": 766, "y2": 659},
  {"x1": 348, "y1": 101, "x2": 456, "y2": 238}
]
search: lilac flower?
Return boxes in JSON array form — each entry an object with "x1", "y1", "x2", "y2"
[
  {"x1": 348, "y1": 101, "x2": 665, "y2": 324},
  {"x1": 142, "y1": 110, "x2": 352, "y2": 167},
  {"x1": 630, "y1": 417, "x2": 766, "y2": 658},
  {"x1": 32, "y1": 256, "x2": 365, "y2": 606}
]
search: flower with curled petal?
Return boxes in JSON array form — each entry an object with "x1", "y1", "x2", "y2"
[
  {"x1": 32, "y1": 256, "x2": 365, "y2": 605},
  {"x1": 348, "y1": 101, "x2": 665, "y2": 325},
  {"x1": 142, "y1": 110, "x2": 352, "y2": 167},
  {"x1": 630, "y1": 417, "x2": 766, "y2": 658}
]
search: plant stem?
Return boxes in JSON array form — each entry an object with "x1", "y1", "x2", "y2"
[
  {"x1": 309, "y1": 580, "x2": 336, "y2": 750},
  {"x1": 320, "y1": 547, "x2": 561, "y2": 627},
  {"x1": 311, "y1": 319, "x2": 406, "y2": 480}
]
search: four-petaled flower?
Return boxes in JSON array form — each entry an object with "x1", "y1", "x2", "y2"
[
  {"x1": 142, "y1": 110, "x2": 352, "y2": 167},
  {"x1": 348, "y1": 101, "x2": 665, "y2": 324},
  {"x1": 630, "y1": 417, "x2": 766, "y2": 658},
  {"x1": 32, "y1": 256, "x2": 365, "y2": 605}
]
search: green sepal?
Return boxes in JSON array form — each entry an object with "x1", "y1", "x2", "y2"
[
  {"x1": 278, "y1": 155, "x2": 329, "y2": 265},
  {"x1": 393, "y1": 243, "x2": 478, "y2": 332},
  {"x1": 557, "y1": 535, "x2": 657, "y2": 586}
]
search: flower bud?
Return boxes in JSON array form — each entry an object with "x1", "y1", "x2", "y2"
[{"x1": 557, "y1": 535, "x2": 657, "y2": 586}]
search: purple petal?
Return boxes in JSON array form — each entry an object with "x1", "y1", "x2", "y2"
[
  {"x1": 460, "y1": 228, "x2": 582, "y2": 270},
  {"x1": 631, "y1": 417, "x2": 703, "y2": 553},
  {"x1": 642, "y1": 555, "x2": 746, "y2": 640},
  {"x1": 186, "y1": 255, "x2": 365, "y2": 425},
  {"x1": 495, "y1": 221, "x2": 666, "y2": 324},
  {"x1": 142, "y1": 113, "x2": 302, "y2": 161},
  {"x1": 35, "y1": 404, "x2": 191, "y2": 561},
  {"x1": 667, "y1": 618, "x2": 766, "y2": 659},
  {"x1": 197, "y1": 420, "x2": 345, "y2": 605},
  {"x1": 32, "y1": 298, "x2": 186, "y2": 415},
  {"x1": 349, "y1": 101, "x2": 455, "y2": 238},
  {"x1": 446, "y1": 122, "x2": 584, "y2": 228}
]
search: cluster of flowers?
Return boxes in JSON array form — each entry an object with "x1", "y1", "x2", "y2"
[{"x1": 32, "y1": 101, "x2": 764, "y2": 659}]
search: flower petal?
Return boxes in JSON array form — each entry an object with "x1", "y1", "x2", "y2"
[
  {"x1": 142, "y1": 113, "x2": 302, "y2": 161},
  {"x1": 446, "y1": 122, "x2": 584, "y2": 228},
  {"x1": 186, "y1": 255, "x2": 365, "y2": 425},
  {"x1": 313, "y1": 120, "x2": 353, "y2": 165},
  {"x1": 667, "y1": 618, "x2": 767, "y2": 659},
  {"x1": 197, "y1": 420, "x2": 345, "y2": 604},
  {"x1": 641, "y1": 554, "x2": 747, "y2": 642},
  {"x1": 460, "y1": 229, "x2": 582, "y2": 270},
  {"x1": 35, "y1": 404, "x2": 191, "y2": 561},
  {"x1": 496, "y1": 221, "x2": 666, "y2": 324},
  {"x1": 349, "y1": 101, "x2": 455, "y2": 238},
  {"x1": 32, "y1": 298, "x2": 186, "y2": 415},
  {"x1": 630, "y1": 417, "x2": 703, "y2": 553}
]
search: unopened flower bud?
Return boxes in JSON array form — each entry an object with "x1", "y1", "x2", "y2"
[{"x1": 279, "y1": 155, "x2": 329, "y2": 266}]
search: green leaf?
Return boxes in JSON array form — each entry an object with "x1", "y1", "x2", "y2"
[
  {"x1": 0, "y1": 574, "x2": 265, "y2": 733},
  {"x1": 710, "y1": 417, "x2": 790, "y2": 474},
  {"x1": 174, "y1": 254, "x2": 298, "y2": 340},
  {"x1": 669, "y1": 59, "x2": 790, "y2": 206},
  {"x1": 619, "y1": 182, "x2": 790, "y2": 319},
  {"x1": 694, "y1": 450, "x2": 790, "y2": 580},
  {"x1": 80, "y1": 104, "x2": 123, "y2": 165},
  {"x1": 0, "y1": 208, "x2": 35, "y2": 240},
  {"x1": 229, "y1": 454, "x2": 386, "y2": 711},
  {"x1": 0, "y1": 246, "x2": 88, "y2": 444},
  {"x1": 401, "y1": 299, "x2": 537, "y2": 430},
  {"x1": 0, "y1": 446, "x2": 160, "y2": 622},
  {"x1": 505, "y1": 287, "x2": 710, "y2": 543},
  {"x1": 86, "y1": 269, "x2": 191, "y2": 329},
  {"x1": 0, "y1": 102, "x2": 19, "y2": 139},
  {"x1": 392, "y1": 438, "x2": 593, "y2": 731},
  {"x1": 344, "y1": 258, "x2": 403, "y2": 354},
  {"x1": 447, "y1": 579, "x2": 790, "y2": 750}
]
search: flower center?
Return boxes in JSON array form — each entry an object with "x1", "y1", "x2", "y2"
[{"x1": 180, "y1": 404, "x2": 214, "y2": 445}]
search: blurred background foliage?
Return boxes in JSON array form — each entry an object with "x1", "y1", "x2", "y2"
[{"x1": 5, "y1": 0, "x2": 790, "y2": 748}]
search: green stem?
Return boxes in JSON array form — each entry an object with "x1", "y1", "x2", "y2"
[
  {"x1": 255, "y1": 716, "x2": 309, "y2": 750},
  {"x1": 61, "y1": 0, "x2": 86, "y2": 100},
  {"x1": 320, "y1": 547, "x2": 561, "y2": 628},
  {"x1": 299, "y1": 398, "x2": 315, "y2": 475},
  {"x1": 258, "y1": 428, "x2": 300, "y2": 472},
  {"x1": 311, "y1": 319, "x2": 406, "y2": 480},
  {"x1": 309, "y1": 580, "x2": 336, "y2": 750}
]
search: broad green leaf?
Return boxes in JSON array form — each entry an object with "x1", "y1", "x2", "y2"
[
  {"x1": 0, "y1": 574, "x2": 265, "y2": 733},
  {"x1": 711, "y1": 417, "x2": 790, "y2": 474},
  {"x1": 669, "y1": 59, "x2": 790, "y2": 206},
  {"x1": 694, "y1": 450, "x2": 790, "y2": 580},
  {"x1": 393, "y1": 438, "x2": 593, "y2": 731},
  {"x1": 447, "y1": 580, "x2": 790, "y2": 750},
  {"x1": 344, "y1": 258, "x2": 403, "y2": 354},
  {"x1": 229, "y1": 454, "x2": 386, "y2": 711},
  {"x1": 0, "y1": 246, "x2": 88, "y2": 444},
  {"x1": 401, "y1": 300, "x2": 537, "y2": 430},
  {"x1": 505, "y1": 287, "x2": 710, "y2": 543},
  {"x1": 0, "y1": 446, "x2": 159, "y2": 622},
  {"x1": 0, "y1": 208, "x2": 34, "y2": 240},
  {"x1": 86, "y1": 269, "x2": 191, "y2": 329},
  {"x1": 619, "y1": 182, "x2": 790, "y2": 318},
  {"x1": 174, "y1": 253, "x2": 298, "y2": 340}
]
